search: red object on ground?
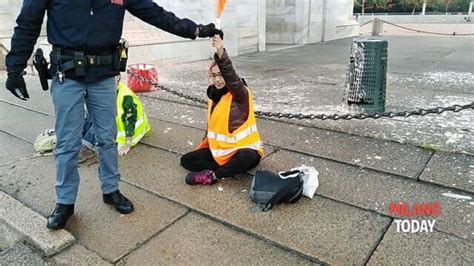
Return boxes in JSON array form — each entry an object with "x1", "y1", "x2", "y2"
[{"x1": 127, "y1": 64, "x2": 158, "y2": 92}]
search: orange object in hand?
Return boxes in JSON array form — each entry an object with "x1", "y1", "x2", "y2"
[{"x1": 217, "y1": 0, "x2": 226, "y2": 18}]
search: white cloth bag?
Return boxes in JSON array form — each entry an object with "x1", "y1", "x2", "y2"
[{"x1": 290, "y1": 165, "x2": 319, "y2": 199}]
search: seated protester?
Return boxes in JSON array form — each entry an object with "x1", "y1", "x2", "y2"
[
  {"x1": 81, "y1": 76, "x2": 151, "y2": 157},
  {"x1": 180, "y1": 35, "x2": 264, "y2": 185}
]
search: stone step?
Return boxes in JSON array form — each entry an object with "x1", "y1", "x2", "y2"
[
  {"x1": 367, "y1": 222, "x2": 474, "y2": 265},
  {"x1": 0, "y1": 101, "x2": 55, "y2": 143},
  {"x1": 140, "y1": 97, "x2": 433, "y2": 179},
  {"x1": 0, "y1": 243, "x2": 47, "y2": 265},
  {"x1": 123, "y1": 212, "x2": 315, "y2": 265},
  {"x1": 257, "y1": 150, "x2": 473, "y2": 240},
  {"x1": 420, "y1": 151, "x2": 474, "y2": 193},
  {"x1": 0, "y1": 156, "x2": 188, "y2": 263},
  {"x1": 0, "y1": 131, "x2": 35, "y2": 167},
  {"x1": 119, "y1": 144, "x2": 391, "y2": 264},
  {"x1": 52, "y1": 244, "x2": 111, "y2": 265},
  {"x1": 0, "y1": 191, "x2": 75, "y2": 256}
]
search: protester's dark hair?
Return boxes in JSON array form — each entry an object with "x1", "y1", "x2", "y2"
[{"x1": 208, "y1": 61, "x2": 218, "y2": 76}]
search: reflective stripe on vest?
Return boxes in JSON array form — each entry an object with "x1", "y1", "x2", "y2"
[
  {"x1": 116, "y1": 82, "x2": 150, "y2": 146},
  {"x1": 210, "y1": 141, "x2": 263, "y2": 157},
  {"x1": 207, "y1": 124, "x2": 258, "y2": 144}
]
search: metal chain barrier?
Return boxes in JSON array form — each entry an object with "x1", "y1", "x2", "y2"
[
  {"x1": 128, "y1": 70, "x2": 474, "y2": 121},
  {"x1": 379, "y1": 19, "x2": 474, "y2": 36},
  {"x1": 359, "y1": 20, "x2": 373, "y2": 27}
]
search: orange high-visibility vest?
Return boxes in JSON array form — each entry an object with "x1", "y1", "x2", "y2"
[{"x1": 197, "y1": 88, "x2": 264, "y2": 165}]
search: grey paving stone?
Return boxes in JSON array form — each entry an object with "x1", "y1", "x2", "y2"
[
  {"x1": 123, "y1": 213, "x2": 314, "y2": 265},
  {"x1": 0, "y1": 156, "x2": 188, "y2": 263},
  {"x1": 367, "y1": 222, "x2": 474, "y2": 265},
  {"x1": 0, "y1": 243, "x2": 47, "y2": 266},
  {"x1": 120, "y1": 144, "x2": 390, "y2": 264},
  {"x1": 0, "y1": 102, "x2": 55, "y2": 143},
  {"x1": 0, "y1": 191, "x2": 75, "y2": 256},
  {"x1": 141, "y1": 97, "x2": 207, "y2": 129},
  {"x1": 312, "y1": 110, "x2": 474, "y2": 156},
  {"x1": 0, "y1": 223, "x2": 22, "y2": 252},
  {"x1": 258, "y1": 119, "x2": 432, "y2": 178},
  {"x1": 0, "y1": 74, "x2": 55, "y2": 116},
  {"x1": 0, "y1": 131, "x2": 34, "y2": 167},
  {"x1": 141, "y1": 118, "x2": 207, "y2": 154},
  {"x1": 52, "y1": 244, "x2": 111, "y2": 265},
  {"x1": 258, "y1": 150, "x2": 473, "y2": 240},
  {"x1": 420, "y1": 151, "x2": 474, "y2": 193}
]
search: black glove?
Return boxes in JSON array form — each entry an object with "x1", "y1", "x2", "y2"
[
  {"x1": 6, "y1": 71, "x2": 29, "y2": 100},
  {"x1": 197, "y1": 23, "x2": 224, "y2": 39}
]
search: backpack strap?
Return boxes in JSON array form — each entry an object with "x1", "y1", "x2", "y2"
[{"x1": 263, "y1": 178, "x2": 301, "y2": 211}]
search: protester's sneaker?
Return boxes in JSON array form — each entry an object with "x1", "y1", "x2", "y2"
[{"x1": 185, "y1": 170, "x2": 217, "y2": 185}]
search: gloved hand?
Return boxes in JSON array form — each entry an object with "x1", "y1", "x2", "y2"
[
  {"x1": 6, "y1": 71, "x2": 29, "y2": 100},
  {"x1": 197, "y1": 23, "x2": 224, "y2": 39}
]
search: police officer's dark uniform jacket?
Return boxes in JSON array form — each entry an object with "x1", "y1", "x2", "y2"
[{"x1": 6, "y1": 0, "x2": 217, "y2": 83}]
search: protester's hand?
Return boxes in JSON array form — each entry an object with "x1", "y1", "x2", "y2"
[
  {"x1": 197, "y1": 23, "x2": 224, "y2": 39},
  {"x1": 119, "y1": 138, "x2": 132, "y2": 156},
  {"x1": 6, "y1": 71, "x2": 29, "y2": 100},
  {"x1": 212, "y1": 35, "x2": 224, "y2": 58},
  {"x1": 118, "y1": 144, "x2": 131, "y2": 156}
]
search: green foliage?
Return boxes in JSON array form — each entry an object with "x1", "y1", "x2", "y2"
[{"x1": 354, "y1": 0, "x2": 471, "y2": 13}]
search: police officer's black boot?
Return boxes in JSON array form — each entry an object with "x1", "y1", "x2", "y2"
[
  {"x1": 103, "y1": 190, "x2": 134, "y2": 214},
  {"x1": 47, "y1": 203, "x2": 74, "y2": 230}
]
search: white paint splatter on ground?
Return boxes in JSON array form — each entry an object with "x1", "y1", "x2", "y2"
[
  {"x1": 423, "y1": 71, "x2": 474, "y2": 88},
  {"x1": 442, "y1": 192, "x2": 472, "y2": 200},
  {"x1": 137, "y1": 41, "x2": 474, "y2": 154}
]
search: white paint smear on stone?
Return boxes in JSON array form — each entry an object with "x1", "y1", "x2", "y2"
[{"x1": 442, "y1": 192, "x2": 472, "y2": 200}]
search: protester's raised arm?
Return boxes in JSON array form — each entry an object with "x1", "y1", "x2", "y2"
[{"x1": 212, "y1": 36, "x2": 247, "y2": 102}]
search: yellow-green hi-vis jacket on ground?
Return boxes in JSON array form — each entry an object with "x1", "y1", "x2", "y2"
[{"x1": 116, "y1": 82, "x2": 151, "y2": 147}]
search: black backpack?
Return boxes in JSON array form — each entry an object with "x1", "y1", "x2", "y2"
[{"x1": 249, "y1": 170, "x2": 304, "y2": 212}]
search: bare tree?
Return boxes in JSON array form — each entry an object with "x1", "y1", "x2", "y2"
[{"x1": 442, "y1": 0, "x2": 456, "y2": 14}]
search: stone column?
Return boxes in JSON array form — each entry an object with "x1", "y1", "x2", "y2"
[
  {"x1": 258, "y1": 0, "x2": 266, "y2": 52},
  {"x1": 371, "y1": 18, "x2": 383, "y2": 36}
]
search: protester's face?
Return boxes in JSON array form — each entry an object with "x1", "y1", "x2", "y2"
[{"x1": 210, "y1": 65, "x2": 225, "y2": 89}]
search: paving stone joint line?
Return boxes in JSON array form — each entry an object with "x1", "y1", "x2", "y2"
[
  {"x1": 415, "y1": 152, "x2": 435, "y2": 182},
  {"x1": 115, "y1": 210, "x2": 190, "y2": 264},
  {"x1": 120, "y1": 179, "x2": 326, "y2": 265},
  {"x1": 256, "y1": 145, "x2": 472, "y2": 197},
  {"x1": 363, "y1": 219, "x2": 394, "y2": 265}
]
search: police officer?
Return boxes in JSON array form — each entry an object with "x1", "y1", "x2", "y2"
[{"x1": 5, "y1": 0, "x2": 222, "y2": 230}]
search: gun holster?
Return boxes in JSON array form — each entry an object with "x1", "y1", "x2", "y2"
[
  {"x1": 113, "y1": 39, "x2": 128, "y2": 72},
  {"x1": 33, "y1": 48, "x2": 52, "y2": 91},
  {"x1": 73, "y1": 51, "x2": 86, "y2": 76}
]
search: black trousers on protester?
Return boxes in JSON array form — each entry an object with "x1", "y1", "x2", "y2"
[{"x1": 180, "y1": 148, "x2": 261, "y2": 179}]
